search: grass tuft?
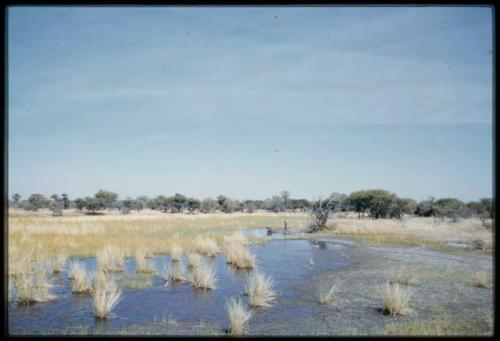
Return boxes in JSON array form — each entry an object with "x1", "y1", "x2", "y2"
[
  {"x1": 226, "y1": 297, "x2": 252, "y2": 335},
  {"x1": 381, "y1": 282, "x2": 412, "y2": 316},
  {"x1": 70, "y1": 264, "x2": 92, "y2": 293},
  {"x1": 96, "y1": 245, "x2": 125, "y2": 273},
  {"x1": 246, "y1": 271, "x2": 276, "y2": 307},
  {"x1": 475, "y1": 272, "x2": 490, "y2": 288},
  {"x1": 135, "y1": 248, "x2": 156, "y2": 275},
  {"x1": 92, "y1": 271, "x2": 122, "y2": 319},
  {"x1": 316, "y1": 279, "x2": 335, "y2": 305},
  {"x1": 190, "y1": 263, "x2": 217, "y2": 289}
]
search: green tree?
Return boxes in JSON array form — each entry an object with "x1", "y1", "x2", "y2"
[
  {"x1": 74, "y1": 198, "x2": 86, "y2": 211},
  {"x1": 200, "y1": 198, "x2": 217, "y2": 213},
  {"x1": 152, "y1": 195, "x2": 170, "y2": 213},
  {"x1": 12, "y1": 193, "x2": 21, "y2": 208},
  {"x1": 84, "y1": 197, "x2": 106, "y2": 214},
  {"x1": 433, "y1": 198, "x2": 464, "y2": 222},
  {"x1": 26, "y1": 194, "x2": 50, "y2": 211},
  {"x1": 346, "y1": 191, "x2": 371, "y2": 218},
  {"x1": 61, "y1": 193, "x2": 70, "y2": 209},
  {"x1": 281, "y1": 191, "x2": 291, "y2": 211},
  {"x1": 95, "y1": 190, "x2": 118, "y2": 209},
  {"x1": 169, "y1": 193, "x2": 187, "y2": 213},
  {"x1": 390, "y1": 198, "x2": 417, "y2": 219},
  {"x1": 415, "y1": 197, "x2": 436, "y2": 217}
]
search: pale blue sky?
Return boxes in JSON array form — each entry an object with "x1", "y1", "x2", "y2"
[{"x1": 8, "y1": 6, "x2": 493, "y2": 201}]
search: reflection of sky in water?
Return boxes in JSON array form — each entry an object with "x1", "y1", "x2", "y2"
[{"x1": 9, "y1": 235, "x2": 349, "y2": 335}]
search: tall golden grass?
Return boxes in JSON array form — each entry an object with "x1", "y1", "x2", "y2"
[{"x1": 8, "y1": 211, "x2": 309, "y2": 258}]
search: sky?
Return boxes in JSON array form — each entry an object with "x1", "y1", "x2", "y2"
[{"x1": 7, "y1": 6, "x2": 493, "y2": 202}]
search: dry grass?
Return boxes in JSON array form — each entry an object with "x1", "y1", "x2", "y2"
[
  {"x1": 223, "y1": 231, "x2": 248, "y2": 246},
  {"x1": 324, "y1": 215, "x2": 492, "y2": 250},
  {"x1": 92, "y1": 271, "x2": 122, "y2": 319},
  {"x1": 316, "y1": 279, "x2": 335, "y2": 305},
  {"x1": 381, "y1": 282, "x2": 412, "y2": 316},
  {"x1": 390, "y1": 267, "x2": 415, "y2": 286},
  {"x1": 223, "y1": 242, "x2": 255, "y2": 269},
  {"x1": 70, "y1": 265, "x2": 92, "y2": 293},
  {"x1": 226, "y1": 297, "x2": 252, "y2": 335},
  {"x1": 135, "y1": 248, "x2": 156, "y2": 275},
  {"x1": 14, "y1": 264, "x2": 56, "y2": 304},
  {"x1": 169, "y1": 243, "x2": 183, "y2": 262},
  {"x1": 171, "y1": 261, "x2": 186, "y2": 282},
  {"x1": 68, "y1": 262, "x2": 85, "y2": 280},
  {"x1": 190, "y1": 263, "x2": 217, "y2": 290},
  {"x1": 96, "y1": 245, "x2": 126, "y2": 273},
  {"x1": 194, "y1": 236, "x2": 219, "y2": 256},
  {"x1": 51, "y1": 254, "x2": 67, "y2": 274},
  {"x1": 8, "y1": 211, "x2": 310, "y2": 259},
  {"x1": 187, "y1": 253, "x2": 202, "y2": 268},
  {"x1": 475, "y1": 272, "x2": 490, "y2": 288},
  {"x1": 246, "y1": 271, "x2": 276, "y2": 307}
]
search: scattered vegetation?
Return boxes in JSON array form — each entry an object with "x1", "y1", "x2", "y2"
[{"x1": 384, "y1": 317, "x2": 493, "y2": 336}]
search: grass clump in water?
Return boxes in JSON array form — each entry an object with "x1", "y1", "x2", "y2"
[
  {"x1": 190, "y1": 263, "x2": 216, "y2": 290},
  {"x1": 92, "y1": 271, "x2": 122, "y2": 319},
  {"x1": 226, "y1": 297, "x2": 252, "y2": 335},
  {"x1": 246, "y1": 271, "x2": 276, "y2": 307}
]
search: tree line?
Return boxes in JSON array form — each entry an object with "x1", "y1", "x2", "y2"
[{"x1": 9, "y1": 189, "x2": 494, "y2": 224}]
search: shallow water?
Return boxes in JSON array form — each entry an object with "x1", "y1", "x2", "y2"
[{"x1": 8, "y1": 234, "x2": 349, "y2": 335}]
